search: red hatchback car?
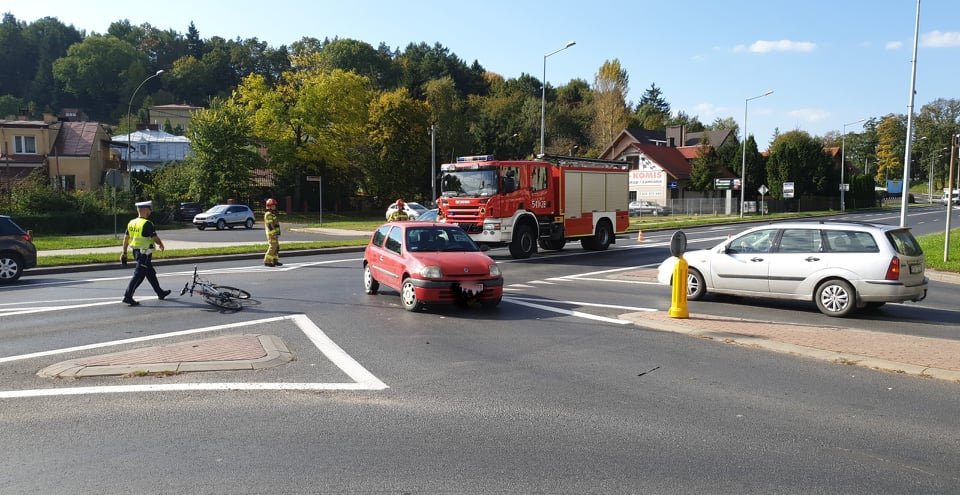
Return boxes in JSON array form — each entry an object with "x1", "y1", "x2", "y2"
[{"x1": 363, "y1": 222, "x2": 504, "y2": 311}]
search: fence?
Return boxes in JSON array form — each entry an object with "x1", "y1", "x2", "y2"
[{"x1": 665, "y1": 194, "x2": 881, "y2": 216}]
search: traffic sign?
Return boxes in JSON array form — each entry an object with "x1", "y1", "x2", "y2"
[
  {"x1": 758, "y1": 185, "x2": 769, "y2": 195},
  {"x1": 840, "y1": 183, "x2": 850, "y2": 191},
  {"x1": 306, "y1": 175, "x2": 321, "y2": 182},
  {"x1": 715, "y1": 178, "x2": 733, "y2": 189},
  {"x1": 783, "y1": 182, "x2": 795, "y2": 199}
]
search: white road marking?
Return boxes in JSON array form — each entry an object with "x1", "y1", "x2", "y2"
[
  {"x1": 508, "y1": 284, "x2": 536, "y2": 288},
  {"x1": 526, "y1": 280, "x2": 556, "y2": 285},
  {"x1": 0, "y1": 314, "x2": 387, "y2": 398},
  {"x1": 506, "y1": 296, "x2": 657, "y2": 312},
  {"x1": 562, "y1": 277, "x2": 662, "y2": 285},
  {"x1": 503, "y1": 297, "x2": 632, "y2": 325},
  {"x1": 0, "y1": 299, "x2": 132, "y2": 317}
]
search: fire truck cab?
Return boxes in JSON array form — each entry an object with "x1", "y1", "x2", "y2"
[{"x1": 437, "y1": 154, "x2": 630, "y2": 259}]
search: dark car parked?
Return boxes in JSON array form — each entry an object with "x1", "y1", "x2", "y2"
[
  {"x1": 0, "y1": 215, "x2": 37, "y2": 283},
  {"x1": 174, "y1": 202, "x2": 204, "y2": 222}
]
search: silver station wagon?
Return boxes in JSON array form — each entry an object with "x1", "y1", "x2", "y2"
[{"x1": 657, "y1": 221, "x2": 928, "y2": 317}]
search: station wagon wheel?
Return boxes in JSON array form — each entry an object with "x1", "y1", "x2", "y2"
[
  {"x1": 400, "y1": 278, "x2": 423, "y2": 311},
  {"x1": 815, "y1": 279, "x2": 855, "y2": 317},
  {"x1": 0, "y1": 253, "x2": 24, "y2": 283},
  {"x1": 363, "y1": 264, "x2": 379, "y2": 295},
  {"x1": 686, "y1": 268, "x2": 706, "y2": 301},
  {"x1": 216, "y1": 219, "x2": 226, "y2": 230}
]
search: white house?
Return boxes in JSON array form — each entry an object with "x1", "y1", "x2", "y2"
[{"x1": 112, "y1": 125, "x2": 191, "y2": 172}]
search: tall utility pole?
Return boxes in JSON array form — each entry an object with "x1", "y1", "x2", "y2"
[
  {"x1": 900, "y1": 0, "x2": 921, "y2": 227},
  {"x1": 841, "y1": 118, "x2": 866, "y2": 212}
]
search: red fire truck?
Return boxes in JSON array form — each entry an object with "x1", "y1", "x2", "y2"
[{"x1": 436, "y1": 154, "x2": 630, "y2": 259}]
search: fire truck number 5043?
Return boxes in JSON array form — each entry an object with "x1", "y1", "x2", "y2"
[{"x1": 531, "y1": 200, "x2": 548, "y2": 209}]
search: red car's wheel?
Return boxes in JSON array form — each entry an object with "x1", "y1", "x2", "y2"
[{"x1": 400, "y1": 278, "x2": 423, "y2": 312}]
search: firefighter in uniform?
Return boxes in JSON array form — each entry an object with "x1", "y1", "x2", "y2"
[
  {"x1": 120, "y1": 200, "x2": 170, "y2": 306},
  {"x1": 388, "y1": 198, "x2": 409, "y2": 222},
  {"x1": 263, "y1": 198, "x2": 282, "y2": 267}
]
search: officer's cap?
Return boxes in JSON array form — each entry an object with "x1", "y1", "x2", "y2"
[{"x1": 135, "y1": 200, "x2": 153, "y2": 209}]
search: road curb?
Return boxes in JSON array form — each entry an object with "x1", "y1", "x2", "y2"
[
  {"x1": 621, "y1": 312, "x2": 960, "y2": 384},
  {"x1": 28, "y1": 245, "x2": 368, "y2": 276}
]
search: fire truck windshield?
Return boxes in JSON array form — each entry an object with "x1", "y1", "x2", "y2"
[{"x1": 440, "y1": 170, "x2": 499, "y2": 197}]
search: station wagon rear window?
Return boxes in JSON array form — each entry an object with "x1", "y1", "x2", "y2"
[
  {"x1": 886, "y1": 230, "x2": 924, "y2": 257},
  {"x1": 824, "y1": 230, "x2": 879, "y2": 253}
]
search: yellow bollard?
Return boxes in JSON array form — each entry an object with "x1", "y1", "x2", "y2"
[{"x1": 668, "y1": 256, "x2": 689, "y2": 318}]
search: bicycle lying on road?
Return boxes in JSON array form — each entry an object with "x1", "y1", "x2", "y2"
[{"x1": 180, "y1": 265, "x2": 251, "y2": 310}]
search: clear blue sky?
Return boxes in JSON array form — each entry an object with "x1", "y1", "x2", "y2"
[{"x1": 5, "y1": 0, "x2": 958, "y2": 150}]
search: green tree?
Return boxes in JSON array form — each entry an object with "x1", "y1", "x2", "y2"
[
  {"x1": 732, "y1": 135, "x2": 766, "y2": 199},
  {"x1": 766, "y1": 130, "x2": 834, "y2": 198},
  {"x1": 632, "y1": 82, "x2": 670, "y2": 130},
  {"x1": 424, "y1": 76, "x2": 472, "y2": 164},
  {"x1": 187, "y1": 98, "x2": 263, "y2": 203},
  {"x1": 689, "y1": 139, "x2": 719, "y2": 192},
  {"x1": 666, "y1": 110, "x2": 706, "y2": 132},
  {"x1": 875, "y1": 114, "x2": 907, "y2": 184},
  {"x1": 589, "y1": 59, "x2": 630, "y2": 154},
  {"x1": 52, "y1": 34, "x2": 148, "y2": 121},
  {"x1": 362, "y1": 88, "x2": 431, "y2": 202}
]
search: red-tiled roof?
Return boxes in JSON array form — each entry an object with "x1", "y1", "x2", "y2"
[
  {"x1": 633, "y1": 143, "x2": 692, "y2": 179},
  {"x1": 54, "y1": 122, "x2": 100, "y2": 157}
]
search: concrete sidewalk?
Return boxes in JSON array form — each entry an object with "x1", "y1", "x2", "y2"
[{"x1": 616, "y1": 269, "x2": 960, "y2": 384}]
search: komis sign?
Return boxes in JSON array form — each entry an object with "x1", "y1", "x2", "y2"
[{"x1": 630, "y1": 170, "x2": 665, "y2": 186}]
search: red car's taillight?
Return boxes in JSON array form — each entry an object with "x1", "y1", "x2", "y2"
[{"x1": 885, "y1": 256, "x2": 901, "y2": 280}]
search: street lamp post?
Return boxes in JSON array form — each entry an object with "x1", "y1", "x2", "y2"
[
  {"x1": 430, "y1": 124, "x2": 436, "y2": 204},
  {"x1": 126, "y1": 69, "x2": 164, "y2": 173},
  {"x1": 840, "y1": 118, "x2": 866, "y2": 212},
  {"x1": 739, "y1": 90, "x2": 773, "y2": 218},
  {"x1": 540, "y1": 41, "x2": 575, "y2": 156}
]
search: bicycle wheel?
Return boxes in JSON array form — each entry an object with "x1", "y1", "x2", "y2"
[
  {"x1": 213, "y1": 285, "x2": 250, "y2": 299},
  {"x1": 202, "y1": 290, "x2": 242, "y2": 310}
]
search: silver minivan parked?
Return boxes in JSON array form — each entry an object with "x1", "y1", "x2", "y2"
[{"x1": 657, "y1": 221, "x2": 928, "y2": 317}]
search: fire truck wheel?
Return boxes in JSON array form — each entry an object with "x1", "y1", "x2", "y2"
[
  {"x1": 538, "y1": 239, "x2": 566, "y2": 251},
  {"x1": 509, "y1": 224, "x2": 537, "y2": 259},
  {"x1": 594, "y1": 221, "x2": 613, "y2": 250},
  {"x1": 582, "y1": 221, "x2": 612, "y2": 251}
]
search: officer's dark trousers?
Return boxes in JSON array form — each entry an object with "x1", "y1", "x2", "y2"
[{"x1": 124, "y1": 249, "x2": 163, "y2": 299}]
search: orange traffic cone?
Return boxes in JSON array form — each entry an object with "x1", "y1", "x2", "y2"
[{"x1": 637, "y1": 229, "x2": 644, "y2": 241}]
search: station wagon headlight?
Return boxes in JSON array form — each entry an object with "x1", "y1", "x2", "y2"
[
  {"x1": 489, "y1": 264, "x2": 501, "y2": 276},
  {"x1": 419, "y1": 266, "x2": 443, "y2": 279}
]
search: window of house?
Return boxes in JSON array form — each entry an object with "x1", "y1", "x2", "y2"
[
  {"x1": 138, "y1": 144, "x2": 148, "y2": 155},
  {"x1": 58, "y1": 175, "x2": 77, "y2": 191},
  {"x1": 14, "y1": 136, "x2": 37, "y2": 154}
]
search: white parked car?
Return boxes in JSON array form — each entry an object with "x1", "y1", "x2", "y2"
[
  {"x1": 940, "y1": 191, "x2": 959, "y2": 205},
  {"x1": 193, "y1": 204, "x2": 256, "y2": 230},
  {"x1": 385, "y1": 201, "x2": 428, "y2": 220},
  {"x1": 657, "y1": 221, "x2": 928, "y2": 317}
]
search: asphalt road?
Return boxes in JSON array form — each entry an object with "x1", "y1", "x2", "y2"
[{"x1": 2, "y1": 210, "x2": 959, "y2": 493}]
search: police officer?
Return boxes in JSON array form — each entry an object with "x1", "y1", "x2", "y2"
[
  {"x1": 263, "y1": 198, "x2": 282, "y2": 267},
  {"x1": 120, "y1": 200, "x2": 170, "y2": 306}
]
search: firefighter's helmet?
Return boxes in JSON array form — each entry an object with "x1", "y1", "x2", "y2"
[
  {"x1": 395, "y1": 198, "x2": 405, "y2": 208},
  {"x1": 265, "y1": 198, "x2": 277, "y2": 209}
]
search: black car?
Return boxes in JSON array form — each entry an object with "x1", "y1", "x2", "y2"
[
  {"x1": 0, "y1": 215, "x2": 37, "y2": 283},
  {"x1": 174, "y1": 202, "x2": 204, "y2": 222}
]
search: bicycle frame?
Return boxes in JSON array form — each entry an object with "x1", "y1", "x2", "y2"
[{"x1": 180, "y1": 265, "x2": 250, "y2": 310}]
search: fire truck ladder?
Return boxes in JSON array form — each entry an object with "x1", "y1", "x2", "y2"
[{"x1": 537, "y1": 154, "x2": 628, "y2": 170}]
